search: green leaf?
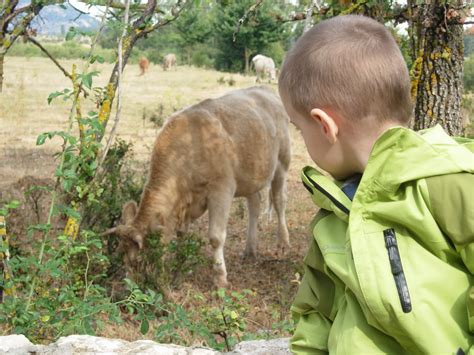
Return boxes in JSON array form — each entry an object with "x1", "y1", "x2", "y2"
[
  {"x1": 6, "y1": 200, "x2": 20, "y2": 209},
  {"x1": 36, "y1": 133, "x2": 48, "y2": 146},
  {"x1": 47, "y1": 91, "x2": 63, "y2": 105},
  {"x1": 82, "y1": 73, "x2": 93, "y2": 89},
  {"x1": 140, "y1": 319, "x2": 149, "y2": 335}
]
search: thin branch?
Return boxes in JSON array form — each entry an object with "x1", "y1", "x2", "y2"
[
  {"x1": 26, "y1": 36, "x2": 90, "y2": 97},
  {"x1": 142, "y1": 1, "x2": 190, "y2": 35},
  {"x1": 98, "y1": 0, "x2": 130, "y2": 168},
  {"x1": 233, "y1": 0, "x2": 264, "y2": 42},
  {"x1": 303, "y1": 1, "x2": 324, "y2": 33},
  {"x1": 75, "y1": 0, "x2": 164, "y2": 13},
  {"x1": 67, "y1": 0, "x2": 88, "y2": 21},
  {"x1": 3, "y1": 4, "x2": 33, "y2": 24}
]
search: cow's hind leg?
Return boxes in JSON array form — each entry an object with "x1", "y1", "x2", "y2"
[
  {"x1": 271, "y1": 166, "x2": 290, "y2": 256},
  {"x1": 207, "y1": 189, "x2": 234, "y2": 288},
  {"x1": 243, "y1": 192, "x2": 261, "y2": 259}
]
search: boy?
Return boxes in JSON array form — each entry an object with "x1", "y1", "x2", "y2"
[{"x1": 278, "y1": 15, "x2": 474, "y2": 354}]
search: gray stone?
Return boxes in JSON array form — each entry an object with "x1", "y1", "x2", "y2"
[
  {"x1": 0, "y1": 334, "x2": 288, "y2": 354},
  {"x1": 0, "y1": 334, "x2": 41, "y2": 355},
  {"x1": 230, "y1": 338, "x2": 291, "y2": 355}
]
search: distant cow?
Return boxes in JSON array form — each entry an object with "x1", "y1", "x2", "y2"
[
  {"x1": 103, "y1": 86, "x2": 291, "y2": 287},
  {"x1": 162, "y1": 53, "x2": 177, "y2": 71},
  {"x1": 139, "y1": 57, "x2": 150, "y2": 76},
  {"x1": 252, "y1": 54, "x2": 276, "y2": 83}
]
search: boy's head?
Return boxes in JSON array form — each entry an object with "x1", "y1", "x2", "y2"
[{"x1": 279, "y1": 15, "x2": 413, "y2": 179}]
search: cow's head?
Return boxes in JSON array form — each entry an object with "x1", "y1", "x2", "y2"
[{"x1": 102, "y1": 201, "x2": 144, "y2": 274}]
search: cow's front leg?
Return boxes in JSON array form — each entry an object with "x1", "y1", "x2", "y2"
[{"x1": 207, "y1": 189, "x2": 234, "y2": 288}]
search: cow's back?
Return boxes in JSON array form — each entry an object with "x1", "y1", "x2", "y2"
[
  {"x1": 193, "y1": 86, "x2": 290, "y2": 196},
  {"x1": 149, "y1": 86, "x2": 289, "y2": 198}
]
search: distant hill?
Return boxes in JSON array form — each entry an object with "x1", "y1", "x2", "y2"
[{"x1": 29, "y1": 2, "x2": 100, "y2": 36}]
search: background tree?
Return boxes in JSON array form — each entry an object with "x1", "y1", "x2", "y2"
[
  {"x1": 283, "y1": 0, "x2": 471, "y2": 135},
  {"x1": 409, "y1": 0, "x2": 467, "y2": 135},
  {"x1": 213, "y1": 0, "x2": 288, "y2": 73},
  {"x1": 0, "y1": 0, "x2": 58, "y2": 91}
]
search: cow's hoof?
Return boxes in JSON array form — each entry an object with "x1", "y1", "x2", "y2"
[
  {"x1": 214, "y1": 275, "x2": 229, "y2": 289},
  {"x1": 242, "y1": 248, "x2": 258, "y2": 260}
]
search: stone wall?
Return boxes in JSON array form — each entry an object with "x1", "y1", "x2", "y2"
[{"x1": 0, "y1": 335, "x2": 291, "y2": 354}]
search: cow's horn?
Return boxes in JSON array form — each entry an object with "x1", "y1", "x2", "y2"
[{"x1": 101, "y1": 227, "x2": 117, "y2": 237}]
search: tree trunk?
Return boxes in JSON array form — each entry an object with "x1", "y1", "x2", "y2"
[
  {"x1": 411, "y1": 1, "x2": 464, "y2": 135},
  {"x1": 244, "y1": 46, "x2": 249, "y2": 74},
  {"x1": 0, "y1": 52, "x2": 4, "y2": 93}
]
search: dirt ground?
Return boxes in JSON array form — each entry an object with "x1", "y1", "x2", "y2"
[{"x1": 0, "y1": 57, "x2": 317, "y2": 341}]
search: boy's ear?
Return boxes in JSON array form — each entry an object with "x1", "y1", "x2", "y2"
[{"x1": 310, "y1": 108, "x2": 339, "y2": 144}]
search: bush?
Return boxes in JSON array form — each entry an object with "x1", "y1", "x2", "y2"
[
  {"x1": 7, "y1": 42, "x2": 116, "y2": 63},
  {"x1": 464, "y1": 53, "x2": 474, "y2": 93}
]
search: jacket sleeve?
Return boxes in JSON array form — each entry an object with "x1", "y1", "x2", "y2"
[
  {"x1": 425, "y1": 172, "x2": 474, "y2": 333},
  {"x1": 290, "y1": 235, "x2": 338, "y2": 354}
]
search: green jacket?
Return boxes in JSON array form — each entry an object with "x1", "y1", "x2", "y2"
[{"x1": 291, "y1": 125, "x2": 474, "y2": 354}]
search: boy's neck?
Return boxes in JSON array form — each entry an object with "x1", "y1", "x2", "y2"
[{"x1": 342, "y1": 120, "x2": 401, "y2": 175}]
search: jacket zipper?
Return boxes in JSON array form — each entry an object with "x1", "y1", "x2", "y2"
[{"x1": 384, "y1": 228, "x2": 412, "y2": 313}]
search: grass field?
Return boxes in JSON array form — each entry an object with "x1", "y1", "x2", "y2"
[{"x1": 0, "y1": 56, "x2": 316, "y2": 343}]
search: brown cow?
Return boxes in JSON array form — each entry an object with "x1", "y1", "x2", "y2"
[
  {"x1": 104, "y1": 86, "x2": 291, "y2": 287},
  {"x1": 139, "y1": 57, "x2": 150, "y2": 76},
  {"x1": 162, "y1": 53, "x2": 177, "y2": 71}
]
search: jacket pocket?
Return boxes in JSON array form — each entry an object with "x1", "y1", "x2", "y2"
[{"x1": 384, "y1": 228, "x2": 412, "y2": 313}]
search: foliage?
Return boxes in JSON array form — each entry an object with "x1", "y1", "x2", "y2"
[
  {"x1": 155, "y1": 288, "x2": 257, "y2": 351},
  {"x1": 80, "y1": 139, "x2": 144, "y2": 232},
  {"x1": 462, "y1": 94, "x2": 474, "y2": 138},
  {"x1": 124, "y1": 231, "x2": 207, "y2": 294},
  {"x1": 213, "y1": 0, "x2": 289, "y2": 72},
  {"x1": 465, "y1": 33, "x2": 474, "y2": 58},
  {"x1": 0, "y1": 225, "x2": 117, "y2": 340},
  {"x1": 7, "y1": 41, "x2": 116, "y2": 63},
  {"x1": 464, "y1": 53, "x2": 474, "y2": 92}
]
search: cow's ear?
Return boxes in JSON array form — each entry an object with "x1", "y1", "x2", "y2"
[{"x1": 122, "y1": 200, "x2": 138, "y2": 224}]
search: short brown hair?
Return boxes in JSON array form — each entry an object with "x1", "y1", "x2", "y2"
[{"x1": 279, "y1": 15, "x2": 413, "y2": 125}]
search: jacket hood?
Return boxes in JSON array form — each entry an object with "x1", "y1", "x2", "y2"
[
  {"x1": 364, "y1": 124, "x2": 474, "y2": 190},
  {"x1": 302, "y1": 125, "x2": 474, "y2": 217}
]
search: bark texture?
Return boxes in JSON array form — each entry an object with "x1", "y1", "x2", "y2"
[{"x1": 411, "y1": 1, "x2": 465, "y2": 135}]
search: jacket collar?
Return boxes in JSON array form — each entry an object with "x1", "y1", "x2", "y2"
[
  {"x1": 301, "y1": 125, "x2": 474, "y2": 219},
  {"x1": 301, "y1": 166, "x2": 353, "y2": 222}
]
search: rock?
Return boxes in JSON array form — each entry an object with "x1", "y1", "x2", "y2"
[
  {"x1": 0, "y1": 335, "x2": 221, "y2": 354},
  {"x1": 0, "y1": 334, "x2": 41, "y2": 355},
  {"x1": 230, "y1": 338, "x2": 291, "y2": 355}
]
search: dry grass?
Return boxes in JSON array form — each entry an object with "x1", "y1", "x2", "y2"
[{"x1": 0, "y1": 56, "x2": 316, "y2": 343}]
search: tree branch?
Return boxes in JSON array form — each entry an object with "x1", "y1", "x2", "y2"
[
  {"x1": 144, "y1": 1, "x2": 189, "y2": 34},
  {"x1": 26, "y1": 36, "x2": 90, "y2": 97},
  {"x1": 233, "y1": 0, "x2": 264, "y2": 42},
  {"x1": 75, "y1": 0, "x2": 164, "y2": 13},
  {"x1": 99, "y1": 0, "x2": 130, "y2": 168}
]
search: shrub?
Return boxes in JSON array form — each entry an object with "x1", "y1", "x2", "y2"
[{"x1": 464, "y1": 53, "x2": 474, "y2": 93}]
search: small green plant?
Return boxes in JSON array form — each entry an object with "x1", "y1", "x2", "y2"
[
  {"x1": 154, "y1": 288, "x2": 255, "y2": 351},
  {"x1": 128, "y1": 231, "x2": 207, "y2": 293},
  {"x1": 202, "y1": 288, "x2": 255, "y2": 350},
  {"x1": 217, "y1": 76, "x2": 226, "y2": 85},
  {"x1": 227, "y1": 77, "x2": 236, "y2": 86}
]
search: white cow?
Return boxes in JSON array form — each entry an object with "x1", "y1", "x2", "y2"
[
  {"x1": 252, "y1": 54, "x2": 276, "y2": 83},
  {"x1": 104, "y1": 86, "x2": 291, "y2": 287},
  {"x1": 163, "y1": 53, "x2": 177, "y2": 71}
]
